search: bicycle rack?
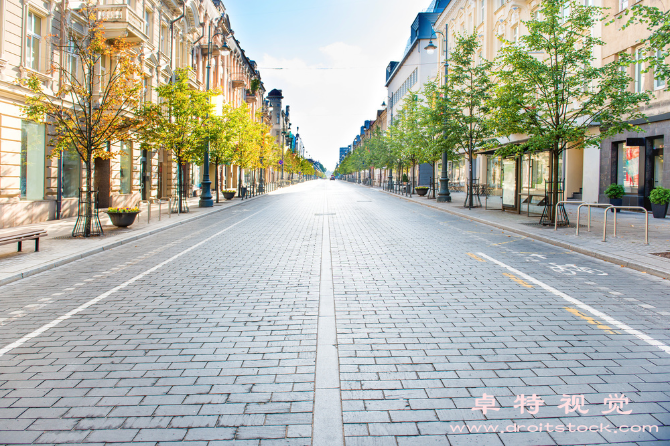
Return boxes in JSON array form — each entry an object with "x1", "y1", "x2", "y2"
[
  {"x1": 602, "y1": 206, "x2": 649, "y2": 245},
  {"x1": 575, "y1": 203, "x2": 612, "y2": 235}
]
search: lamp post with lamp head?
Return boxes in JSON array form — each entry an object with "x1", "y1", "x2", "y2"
[
  {"x1": 426, "y1": 25, "x2": 451, "y2": 203},
  {"x1": 199, "y1": 19, "x2": 231, "y2": 207}
]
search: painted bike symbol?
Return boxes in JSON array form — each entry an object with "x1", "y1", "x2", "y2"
[{"x1": 548, "y1": 263, "x2": 608, "y2": 276}]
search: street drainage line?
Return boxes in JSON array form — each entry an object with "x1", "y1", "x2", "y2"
[
  {"x1": 477, "y1": 252, "x2": 670, "y2": 356},
  {"x1": 0, "y1": 208, "x2": 267, "y2": 358},
  {"x1": 312, "y1": 196, "x2": 344, "y2": 446}
]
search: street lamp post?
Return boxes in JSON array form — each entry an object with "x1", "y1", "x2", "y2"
[
  {"x1": 200, "y1": 21, "x2": 230, "y2": 208},
  {"x1": 259, "y1": 157, "x2": 265, "y2": 193},
  {"x1": 427, "y1": 26, "x2": 451, "y2": 203}
]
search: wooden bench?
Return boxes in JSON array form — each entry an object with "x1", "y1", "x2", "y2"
[{"x1": 0, "y1": 230, "x2": 48, "y2": 252}]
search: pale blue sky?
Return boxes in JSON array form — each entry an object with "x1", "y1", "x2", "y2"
[{"x1": 223, "y1": 0, "x2": 433, "y2": 170}]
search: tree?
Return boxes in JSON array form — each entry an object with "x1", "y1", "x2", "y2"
[
  {"x1": 397, "y1": 93, "x2": 426, "y2": 190},
  {"x1": 492, "y1": 0, "x2": 650, "y2": 221},
  {"x1": 621, "y1": 5, "x2": 669, "y2": 90},
  {"x1": 137, "y1": 68, "x2": 214, "y2": 212},
  {"x1": 22, "y1": 1, "x2": 143, "y2": 236},
  {"x1": 439, "y1": 33, "x2": 495, "y2": 209},
  {"x1": 422, "y1": 80, "x2": 458, "y2": 196}
]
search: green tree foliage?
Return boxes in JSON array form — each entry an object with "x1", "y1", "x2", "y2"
[
  {"x1": 436, "y1": 33, "x2": 495, "y2": 208},
  {"x1": 620, "y1": 4, "x2": 669, "y2": 90},
  {"x1": 136, "y1": 68, "x2": 214, "y2": 212},
  {"x1": 22, "y1": 1, "x2": 144, "y2": 236},
  {"x1": 492, "y1": 0, "x2": 650, "y2": 220}
]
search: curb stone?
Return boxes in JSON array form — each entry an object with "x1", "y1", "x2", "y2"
[
  {"x1": 0, "y1": 194, "x2": 266, "y2": 287},
  {"x1": 373, "y1": 186, "x2": 670, "y2": 281}
]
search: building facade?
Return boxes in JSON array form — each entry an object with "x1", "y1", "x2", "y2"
[
  {"x1": 598, "y1": 0, "x2": 668, "y2": 209},
  {"x1": 0, "y1": 0, "x2": 269, "y2": 228}
]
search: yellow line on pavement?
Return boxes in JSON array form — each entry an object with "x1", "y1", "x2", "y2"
[
  {"x1": 491, "y1": 237, "x2": 526, "y2": 246},
  {"x1": 503, "y1": 273, "x2": 534, "y2": 288},
  {"x1": 565, "y1": 307, "x2": 619, "y2": 335},
  {"x1": 466, "y1": 253, "x2": 486, "y2": 262}
]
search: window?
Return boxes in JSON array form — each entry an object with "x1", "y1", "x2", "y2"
[
  {"x1": 62, "y1": 150, "x2": 81, "y2": 198},
  {"x1": 160, "y1": 26, "x2": 166, "y2": 54},
  {"x1": 143, "y1": 77, "x2": 150, "y2": 102},
  {"x1": 617, "y1": 142, "x2": 639, "y2": 194},
  {"x1": 480, "y1": 0, "x2": 485, "y2": 24},
  {"x1": 119, "y1": 141, "x2": 132, "y2": 194},
  {"x1": 468, "y1": 14, "x2": 472, "y2": 33},
  {"x1": 619, "y1": 0, "x2": 628, "y2": 12},
  {"x1": 532, "y1": 9, "x2": 539, "y2": 20},
  {"x1": 26, "y1": 12, "x2": 41, "y2": 71},
  {"x1": 144, "y1": 10, "x2": 152, "y2": 36},
  {"x1": 477, "y1": 50, "x2": 483, "y2": 65},
  {"x1": 635, "y1": 48, "x2": 643, "y2": 93},
  {"x1": 512, "y1": 26, "x2": 518, "y2": 44},
  {"x1": 20, "y1": 121, "x2": 45, "y2": 200},
  {"x1": 655, "y1": 50, "x2": 666, "y2": 90},
  {"x1": 64, "y1": 36, "x2": 78, "y2": 83}
]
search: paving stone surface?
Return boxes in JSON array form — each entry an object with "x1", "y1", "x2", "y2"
[{"x1": 0, "y1": 180, "x2": 668, "y2": 445}]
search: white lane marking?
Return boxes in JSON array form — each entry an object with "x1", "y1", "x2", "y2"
[
  {"x1": 0, "y1": 208, "x2": 265, "y2": 358},
  {"x1": 477, "y1": 252, "x2": 670, "y2": 355}
]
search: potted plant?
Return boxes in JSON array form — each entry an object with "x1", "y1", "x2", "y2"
[
  {"x1": 416, "y1": 186, "x2": 429, "y2": 196},
  {"x1": 605, "y1": 184, "x2": 625, "y2": 209},
  {"x1": 222, "y1": 189, "x2": 236, "y2": 200},
  {"x1": 106, "y1": 207, "x2": 140, "y2": 227},
  {"x1": 401, "y1": 173, "x2": 409, "y2": 183},
  {"x1": 649, "y1": 187, "x2": 670, "y2": 219}
]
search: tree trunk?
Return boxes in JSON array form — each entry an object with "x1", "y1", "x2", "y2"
[
  {"x1": 177, "y1": 160, "x2": 183, "y2": 213},
  {"x1": 214, "y1": 158, "x2": 219, "y2": 203},
  {"x1": 551, "y1": 145, "x2": 560, "y2": 223},
  {"x1": 85, "y1": 159, "x2": 93, "y2": 237},
  {"x1": 468, "y1": 148, "x2": 474, "y2": 210}
]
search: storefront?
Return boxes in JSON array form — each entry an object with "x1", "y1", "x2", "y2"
[
  {"x1": 599, "y1": 122, "x2": 667, "y2": 209},
  {"x1": 481, "y1": 150, "x2": 563, "y2": 215}
]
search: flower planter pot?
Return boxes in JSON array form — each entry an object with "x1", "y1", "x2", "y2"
[
  {"x1": 416, "y1": 188, "x2": 428, "y2": 196},
  {"x1": 609, "y1": 198, "x2": 622, "y2": 212},
  {"x1": 107, "y1": 212, "x2": 139, "y2": 227},
  {"x1": 652, "y1": 203, "x2": 668, "y2": 219},
  {"x1": 223, "y1": 192, "x2": 235, "y2": 201}
]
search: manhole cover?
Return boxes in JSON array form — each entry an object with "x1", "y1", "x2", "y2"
[
  {"x1": 652, "y1": 252, "x2": 670, "y2": 259},
  {"x1": 315, "y1": 213, "x2": 336, "y2": 216}
]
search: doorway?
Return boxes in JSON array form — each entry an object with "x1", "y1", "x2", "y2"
[
  {"x1": 94, "y1": 157, "x2": 111, "y2": 208},
  {"x1": 502, "y1": 158, "x2": 517, "y2": 210}
]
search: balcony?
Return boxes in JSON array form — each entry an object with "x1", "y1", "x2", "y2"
[
  {"x1": 187, "y1": 69, "x2": 201, "y2": 89},
  {"x1": 97, "y1": 4, "x2": 147, "y2": 43},
  {"x1": 231, "y1": 76, "x2": 246, "y2": 89},
  {"x1": 245, "y1": 89, "x2": 257, "y2": 104}
]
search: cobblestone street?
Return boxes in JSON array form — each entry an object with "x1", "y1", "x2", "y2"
[{"x1": 0, "y1": 180, "x2": 668, "y2": 445}]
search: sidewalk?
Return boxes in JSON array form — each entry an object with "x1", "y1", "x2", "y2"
[
  {"x1": 372, "y1": 185, "x2": 670, "y2": 280},
  {"x1": 0, "y1": 194, "x2": 263, "y2": 286}
]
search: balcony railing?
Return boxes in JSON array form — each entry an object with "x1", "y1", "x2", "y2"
[
  {"x1": 187, "y1": 69, "x2": 201, "y2": 88},
  {"x1": 97, "y1": 4, "x2": 147, "y2": 42},
  {"x1": 231, "y1": 76, "x2": 246, "y2": 89},
  {"x1": 245, "y1": 89, "x2": 257, "y2": 103}
]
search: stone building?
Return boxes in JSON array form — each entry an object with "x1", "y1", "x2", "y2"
[{"x1": 0, "y1": 0, "x2": 268, "y2": 228}]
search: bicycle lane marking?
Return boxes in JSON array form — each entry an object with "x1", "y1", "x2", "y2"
[
  {"x1": 477, "y1": 252, "x2": 670, "y2": 355},
  {"x1": 0, "y1": 207, "x2": 267, "y2": 358}
]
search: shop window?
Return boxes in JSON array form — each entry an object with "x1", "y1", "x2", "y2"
[
  {"x1": 20, "y1": 121, "x2": 45, "y2": 200},
  {"x1": 120, "y1": 141, "x2": 133, "y2": 194},
  {"x1": 617, "y1": 142, "x2": 639, "y2": 194},
  {"x1": 62, "y1": 150, "x2": 81, "y2": 198}
]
